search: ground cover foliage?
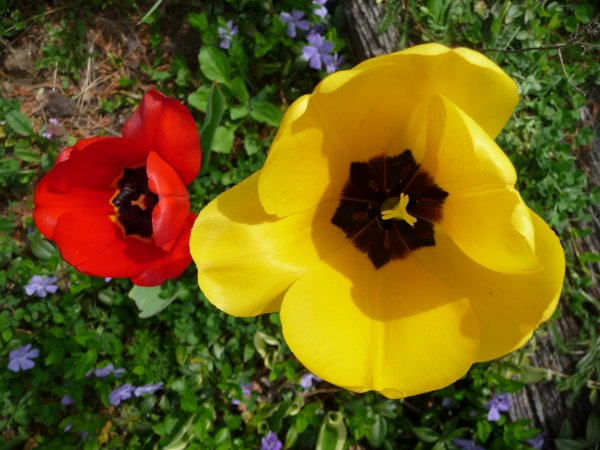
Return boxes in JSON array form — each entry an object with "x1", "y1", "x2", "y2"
[{"x1": 0, "y1": 0, "x2": 599, "y2": 448}]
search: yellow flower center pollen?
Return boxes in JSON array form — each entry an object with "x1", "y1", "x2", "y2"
[{"x1": 380, "y1": 193, "x2": 417, "y2": 227}]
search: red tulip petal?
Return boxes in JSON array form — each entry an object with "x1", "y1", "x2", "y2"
[
  {"x1": 52, "y1": 210, "x2": 167, "y2": 281},
  {"x1": 122, "y1": 90, "x2": 201, "y2": 185},
  {"x1": 34, "y1": 171, "x2": 113, "y2": 239},
  {"x1": 147, "y1": 151, "x2": 190, "y2": 252},
  {"x1": 131, "y1": 213, "x2": 196, "y2": 286},
  {"x1": 55, "y1": 137, "x2": 109, "y2": 165},
  {"x1": 48, "y1": 137, "x2": 149, "y2": 192}
]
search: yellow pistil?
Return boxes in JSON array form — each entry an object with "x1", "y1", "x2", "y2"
[
  {"x1": 380, "y1": 193, "x2": 417, "y2": 227},
  {"x1": 131, "y1": 193, "x2": 148, "y2": 210}
]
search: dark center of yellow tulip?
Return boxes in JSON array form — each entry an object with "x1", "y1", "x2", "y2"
[
  {"x1": 331, "y1": 150, "x2": 448, "y2": 268},
  {"x1": 111, "y1": 167, "x2": 158, "y2": 238}
]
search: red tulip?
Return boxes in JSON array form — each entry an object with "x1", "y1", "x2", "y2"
[{"x1": 34, "y1": 90, "x2": 201, "y2": 286}]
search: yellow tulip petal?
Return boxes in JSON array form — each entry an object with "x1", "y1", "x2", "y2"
[
  {"x1": 415, "y1": 209, "x2": 564, "y2": 361},
  {"x1": 356, "y1": 43, "x2": 518, "y2": 138},
  {"x1": 442, "y1": 188, "x2": 539, "y2": 273},
  {"x1": 424, "y1": 94, "x2": 516, "y2": 192},
  {"x1": 190, "y1": 172, "x2": 345, "y2": 316},
  {"x1": 422, "y1": 95, "x2": 537, "y2": 273},
  {"x1": 281, "y1": 243, "x2": 479, "y2": 398}
]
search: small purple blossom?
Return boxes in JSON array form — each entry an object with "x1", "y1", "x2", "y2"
[
  {"x1": 441, "y1": 397, "x2": 454, "y2": 408},
  {"x1": 217, "y1": 20, "x2": 238, "y2": 49},
  {"x1": 486, "y1": 392, "x2": 510, "y2": 421},
  {"x1": 81, "y1": 431, "x2": 93, "y2": 441},
  {"x1": 261, "y1": 431, "x2": 283, "y2": 450},
  {"x1": 280, "y1": 10, "x2": 310, "y2": 38},
  {"x1": 63, "y1": 423, "x2": 72, "y2": 432},
  {"x1": 313, "y1": 0, "x2": 328, "y2": 19},
  {"x1": 8, "y1": 344, "x2": 39, "y2": 372},
  {"x1": 94, "y1": 363, "x2": 125, "y2": 378},
  {"x1": 527, "y1": 433, "x2": 545, "y2": 449},
  {"x1": 134, "y1": 382, "x2": 164, "y2": 397},
  {"x1": 24, "y1": 275, "x2": 58, "y2": 298},
  {"x1": 104, "y1": 277, "x2": 112, "y2": 283},
  {"x1": 61, "y1": 394, "x2": 74, "y2": 406},
  {"x1": 299, "y1": 372, "x2": 321, "y2": 389},
  {"x1": 303, "y1": 32, "x2": 335, "y2": 70},
  {"x1": 42, "y1": 117, "x2": 61, "y2": 139},
  {"x1": 231, "y1": 382, "x2": 252, "y2": 406},
  {"x1": 453, "y1": 438, "x2": 486, "y2": 450},
  {"x1": 323, "y1": 53, "x2": 344, "y2": 73},
  {"x1": 109, "y1": 383, "x2": 135, "y2": 406}
]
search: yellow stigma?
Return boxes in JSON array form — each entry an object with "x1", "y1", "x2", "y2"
[{"x1": 381, "y1": 193, "x2": 417, "y2": 227}]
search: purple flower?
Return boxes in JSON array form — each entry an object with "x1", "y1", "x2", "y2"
[
  {"x1": 302, "y1": 33, "x2": 335, "y2": 70},
  {"x1": 323, "y1": 53, "x2": 344, "y2": 73},
  {"x1": 453, "y1": 438, "x2": 486, "y2": 450},
  {"x1": 299, "y1": 372, "x2": 321, "y2": 389},
  {"x1": 104, "y1": 277, "x2": 112, "y2": 283},
  {"x1": 24, "y1": 275, "x2": 58, "y2": 298},
  {"x1": 486, "y1": 392, "x2": 510, "y2": 421},
  {"x1": 8, "y1": 344, "x2": 39, "y2": 372},
  {"x1": 109, "y1": 383, "x2": 135, "y2": 406},
  {"x1": 313, "y1": 0, "x2": 328, "y2": 19},
  {"x1": 527, "y1": 433, "x2": 545, "y2": 449},
  {"x1": 231, "y1": 382, "x2": 252, "y2": 405},
  {"x1": 134, "y1": 382, "x2": 164, "y2": 397},
  {"x1": 81, "y1": 431, "x2": 93, "y2": 441},
  {"x1": 261, "y1": 431, "x2": 283, "y2": 450},
  {"x1": 63, "y1": 423, "x2": 72, "y2": 432},
  {"x1": 441, "y1": 397, "x2": 454, "y2": 407},
  {"x1": 280, "y1": 10, "x2": 310, "y2": 38},
  {"x1": 217, "y1": 20, "x2": 238, "y2": 49},
  {"x1": 42, "y1": 117, "x2": 61, "y2": 139},
  {"x1": 94, "y1": 363, "x2": 125, "y2": 378},
  {"x1": 61, "y1": 394, "x2": 74, "y2": 406}
]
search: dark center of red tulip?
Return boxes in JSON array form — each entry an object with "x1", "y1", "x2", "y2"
[
  {"x1": 111, "y1": 167, "x2": 158, "y2": 238},
  {"x1": 331, "y1": 150, "x2": 448, "y2": 269}
]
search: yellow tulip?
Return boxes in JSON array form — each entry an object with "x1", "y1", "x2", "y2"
[{"x1": 190, "y1": 43, "x2": 565, "y2": 398}]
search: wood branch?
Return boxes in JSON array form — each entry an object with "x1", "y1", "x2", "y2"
[{"x1": 342, "y1": 0, "x2": 399, "y2": 60}]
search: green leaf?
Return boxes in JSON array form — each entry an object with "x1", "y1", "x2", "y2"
[
  {"x1": 563, "y1": 15, "x2": 578, "y2": 32},
  {"x1": 211, "y1": 126, "x2": 235, "y2": 154},
  {"x1": 244, "y1": 133, "x2": 261, "y2": 155},
  {"x1": 187, "y1": 12, "x2": 208, "y2": 31},
  {"x1": 73, "y1": 349, "x2": 97, "y2": 379},
  {"x1": 14, "y1": 141, "x2": 40, "y2": 163},
  {"x1": 317, "y1": 412, "x2": 347, "y2": 450},
  {"x1": 199, "y1": 46, "x2": 230, "y2": 83},
  {"x1": 230, "y1": 104, "x2": 248, "y2": 120},
  {"x1": 29, "y1": 236, "x2": 57, "y2": 260},
  {"x1": 412, "y1": 427, "x2": 440, "y2": 443},
  {"x1": 555, "y1": 439, "x2": 592, "y2": 450},
  {"x1": 250, "y1": 99, "x2": 282, "y2": 127},
  {"x1": 187, "y1": 86, "x2": 210, "y2": 112},
  {"x1": 368, "y1": 414, "x2": 388, "y2": 447},
  {"x1": 575, "y1": 4, "x2": 593, "y2": 23},
  {"x1": 227, "y1": 76, "x2": 249, "y2": 103},
  {"x1": 162, "y1": 414, "x2": 196, "y2": 450},
  {"x1": 5, "y1": 109, "x2": 33, "y2": 136},
  {"x1": 129, "y1": 285, "x2": 176, "y2": 318},
  {"x1": 586, "y1": 414, "x2": 600, "y2": 442},
  {"x1": 200, "y1": 83, "x2": 226, "y2": 173},
  {"x1": 0, "y1": 435, "x2": 28, "y2": 450}
]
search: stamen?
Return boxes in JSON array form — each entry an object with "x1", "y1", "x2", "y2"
[{"x1": 380, "y1": 193, "x2": 417, "y2": 227}]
